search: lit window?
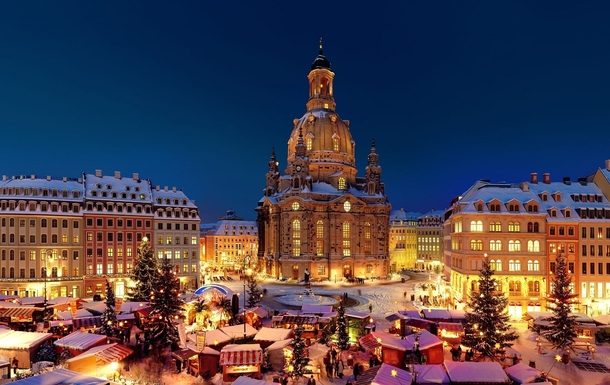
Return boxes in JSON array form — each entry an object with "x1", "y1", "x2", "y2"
[
  {"x1": 292, "y1": 220, "x2": 301, "y2": 257},
  {"x1": 343, "y1": 201, "x2": 351, "y2": 212},
  {"x1": 292, "y1": 202, "x2": 300, "y2": 211},
  {"x1": 338, "y1": 178, "x2": 346, "y2": 190}
]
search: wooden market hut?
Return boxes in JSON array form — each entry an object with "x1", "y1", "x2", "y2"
[
  {"x1": 402, "y1": 330, "x2": 444, "y2": 365},
  {"x1": 400, "y1": 317, "x2": 438, "y2": 337},
  {"x1": 66, "y1": 343, "x2": 133, "y2": 376},
  {"x1": 355, "y1": 363, "x2": 413, "y2": 385},
  {"x1": 444, "y1": 361, "x2": 511, "y2": 385},
  {"x1": 273, "y1": 315, "x2": 321, "y2": 339},
  {"x1": 412, "y1": 364, "x2": 450, "y2": 385},
  {"x1": 346, "y1": 311, "x2": 372, "y2": 342},
  {"x1": 172, "y1": 345, "x2": 220, "y2": 379},
  {"x1": 219, "y1": 343, "x2": 263, "y2": 383},
  {"x1": 265, "y1": 338, "x2": 292, "y2": 372},
  {"x1": 186, "y1": 328, "x2": 232, "y2": 351},
  {"x1": 54, "y1": 330, "x2": 107, "y2": 357},
  {"x1": 359, "y1": 331, "x2": 409, "y2": 369},
  {"x1": 437, "y1": 322, "x2": 464, "y2": 345},
  {"x1": 0, "y1": 330, "x2": 52, "y2": 368},
  {"x1": 253, "y1": 327, "x2": 293, "y2": 349}
]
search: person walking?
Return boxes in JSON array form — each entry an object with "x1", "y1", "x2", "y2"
[{"x1": 11, "y1": 357, "x2": 18, "y2": 375}]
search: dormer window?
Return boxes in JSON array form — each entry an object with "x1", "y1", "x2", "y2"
[
  {"x1": 156, "y1": 198, "x2": 162, "y2": 204},
  {"x1": 338, "y1": 177, "x2": 346, "y2": 190},
  {"x1": 332, "y1": 133, "x2": 340, "y2": 151},
  {"x1": 96, "y1": 184, "x2": 102, "y2": 189},
  {"x1": 541, "y1": 193, "x2": 548, "y2": 202},
  {"x1": 125, "y1": 186, "x2": 131, "y2": 191},
  {"x1": 135, "y1": 187, "x2": 140, "y2": 192},
  {"x1": 91, "y1": 191, "x2": 97, "y2": 197},
  {"x1": 306, "y1": 137, "x2": 313, "y2": 151}
]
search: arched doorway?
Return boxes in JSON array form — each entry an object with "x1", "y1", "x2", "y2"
[
  {"x1": 343, "y1": 264, "x2": 351, "y2": 279},
  {"x1": 292, "y1": 265, "x2": 299, "y2": 280}
]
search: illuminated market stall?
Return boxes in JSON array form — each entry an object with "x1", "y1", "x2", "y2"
[{"x1": 220, "y1": 344, "x2": 263, "y2": 383}]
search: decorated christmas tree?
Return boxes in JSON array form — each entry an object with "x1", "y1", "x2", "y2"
[
  {"x1": 246, "y1": 274, "x2": 262, "y2": 308},
  {"x1": 127, "y1": 237, "x2": 159, "y2": 302},
  {"x1": 289, "y1": 326, "x2": 310, "y2": 380},
  {"x1": 147, "y1": 256, "x2": 185, "y2": 351},
  {"x1": 335, "y1": 300, "x2": 350, "y2": 350},
  {"x1": 461, "y1": 256, "x2": 518, "y2": 358},
  {"x1": 98, "y1": 279, "x2": 118, "y2": 337},
  {"x1": 543, "y1": 253, "x2": 579, "y2": 352}
]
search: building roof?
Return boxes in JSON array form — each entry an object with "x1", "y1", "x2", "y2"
[
  {"x1": 355, "y1": 363, "x2": 413, "y2": 385},
  {"x1": 54, "y1": 330, "x2": 107, "y2": 350},
  {"x1": 0, "y1": 330, "x2": 52, "y2": 349},
  {"x1": 67, "y1": 343, "x2": 133, "y2": 363},
  {"x1": 443, "y1": 361, "x2": 510, "y2": 383},
  {"x1": 253, "y1": 327, "x2": 292, "y2": 342},
  {"x1": 219, "y1": 344, "x2": 263, "y2": 366},
  {"x1": 10, "y1": 368, "x2": 110, "y2": 385}
]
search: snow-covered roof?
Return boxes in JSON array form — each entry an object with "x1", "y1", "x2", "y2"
[
  {"x1": 83, "y1": 172, "x2": 152, "y2": 201},
  {"x1": 412, "y1": 364, "x2": 450, "y2": 385},
  {"x1": 0, "y1": 330, "x2": 52, "y2": 349},
  {"x1": 53, "y1": 330, "x2": 106, "y2": 350},
  {"x1": 254, "y1": 327, "x2": 292, "y2": 342},
  {"x1": 9, "y1": 368, "x2": 110, "y2": 385},
  {"x1": 18, "y1": 297, "x2": 45, "y2": 306},
  {"x1": 504, "y1": 362, "x2": 542, "y2": 384},
  {"x1": 301, "y1": 305, "x2": 334, "y2": 314},
  {"x1": 55, "y1": 308, "x2": 93, "y2": 320},
  {"x1": 266, "y1": 339, "x2": 293, "y2": 351},
  {"x1": 402, "y1": 330, "x2": 443, "y2": 350},
  {"x1": 358, "y1": 363, "x2": 413, "y2": 385},
  {"x1": 66, "y1": 342, "x2": 133, "y2": 363},
  {"x1": 232, "y1": 375, "x2": 267, "y2": 385},
  {"x1": 220, "y1": 324, "x2": 258, "y2": 340},
  {"x1": 421, "y1": 308, "x2": 452, "y2": 320},
  {"x1": 187, "y1": 328, "x2": 231, "y2": 346},
  {"x1": 0, "y1": 176, "x2": 83, "y2": 202},
  {"x1": 151, "y1": 185, "x2": 197, "y2": 208},
  {"x1": 207, "y1": 219, "x2": 258, "y2": 236},
  {"x1": 444, "y1": 361, "x2": 510, "y2": 383}
]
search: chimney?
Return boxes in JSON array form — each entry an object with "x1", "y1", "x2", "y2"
[
  {"x1": 114, "y1": 171, "x2": 121, "y2": 179},
  {"x1": 530, "y1": 173, "x2": 538, "y2": 184},
  {"x1": 164, "y1": 186, "x2": 168, "y2": 191},
  {"x1": 132, "y1": 173, "x2": 139, "y2": 181},
  {"x1": 31, "y1": 175, "x2": 35, "y2": 180},
  {"x1": 95, "y1": 169, "x2": 102, "y2": 177},
  {"x1": 543, "y1": 173, "x2": 550, "y2": 184},
  {"x1": 578, "y1": 177, "x2": 587, "y2": 186},
  {"x1": 46, "y1": 175, "x2": 51, "y2": 181},
  {"x1": 156, "y1": 185, "x2": 160, "y2": 191},
  {"x1": 563, "y1": 177, "x2": 571, "y2": 185},
  {"x1": 172, "y1": 187, "x2": 176, "y2": 192},
  {"x1": 62, "y1": 177, "x2": 67, "y2": 182},
  {"x1": 606, "y1": 159, "x2": 610, "y2": 171},
  {"x1": 1, "y1": 176, "x2": 5, "y2": 181},
  {"x1": 520, "y1": 182, "x2": 529, "y2": 192}
]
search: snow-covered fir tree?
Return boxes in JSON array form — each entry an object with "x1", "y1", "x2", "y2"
[
  {"x1": 543, "y1": 253, "x2": 579, "y2": 352},
  {"x1": 98, "y1": 279, "x2": 118, "y2": 337},
  {"x1": 127, "y1": 237, "x2": 158, "y2": 302},
  {"x1": 336, "y1": 300, "x2": 350, "y2": 350},
  {"x1": 246, "y1": 274, "x2": 262, "y2": 308},
  {"x1": 462, "y1": 256, "x2": 518, "y2": 358},
  {"x1": 147, "y1": 256, "x2": 185, "y2": 351},
  {"x1": 289, "y1": 325, "x2": 310, "y2": 380},
  {"x1": 35, "y1": 341, "x2": 57, "y2": 363}
]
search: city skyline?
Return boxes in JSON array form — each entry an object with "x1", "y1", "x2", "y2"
[{"x1": 3, "y1": 2, "x2": 610, "y2": 223}]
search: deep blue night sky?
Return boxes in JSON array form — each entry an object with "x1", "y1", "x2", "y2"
[{"x1": 2, "y1": 1, "x2": 610, "y2": 223}]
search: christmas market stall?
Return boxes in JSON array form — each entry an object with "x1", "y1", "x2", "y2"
[
  {"x1": 437, "y1": 322, "x2": 464, "y2": 345},
  {"x1": 66, "y1": 343, "x2": 133, "y2": 378},
  {"x1": 0, "y1": 330, "x2": 52, "y2": 368},
  {"x1": 53, "y1": 330, "x2": 107, "y2": 357},
  {"x1": 187, "y1": 328, "x2": 232, "y2": 351},
  {"x1": 403, "y1": 330, "x2": 444, "y2": 365},
  {"x1": 411, "y1": 364, "x2": 450, "y2": 385},
  {"x1": 444, "y1": 361, "x2": 511, "y2": 385},
  {"x1": 254, "y1": 327, "x2": 293, "y2": 349},
  {"x1": 358, "y1": 331, "x2": 408, "y2": 369},
  {"x1": 172, "y1": 345, "x2": 220, "y2": 379},
  {"x1": 421, "y1": 308, "x2": 452, "y2": 323},
  {"x1": 355, "y1": 363, "x2": 413, "y2": 385},
  {"x1": 272, "y1": 315, "x2": 320, "y2": 339},
  {"x1": 346, "y1": 312, "x2": 372, "y2": 342},
  {"x1": 220, "y1": 324, "x2": 258, "y2": 342},
  {"x1": 263, "y1": 339, "x2": 290, "y2": 372},
  {"x1": 400, "y1": 317, "x2": 438, "y2": 337},
  {"x1": 385, "y1": 312, "x2": 407, "y2": 334},
  {"x1": 219, "y1": 343, "x2": 263, "y2": 383},
  {"x1": 9, "y1": 368, "x2": 111, "y2": 385},
  {"x1": 0, "y1": 305, "x2": 43, "y2": 326},
  {"x1": 72, "y1": 316, "x2": 103, "y2": 332},
  {"x1": 504, "y1": 362, "x2": 547, "y2": 384}
]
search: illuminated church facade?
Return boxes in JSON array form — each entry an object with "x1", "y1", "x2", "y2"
[{"x1": 256, "y1": 45, "x2": 392, "y2": 281}]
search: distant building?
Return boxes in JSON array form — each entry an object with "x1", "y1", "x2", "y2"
[
  {"x1": 417, "y1": 209, "x2": 445, "y2": 273},
  {"x1": 389, "y1": 209, "x2": 420, "y2": 272},
  {"x1": 200, "y1": 211, "x2": 258, "y2": 273},
  {"x1": 256, "y1": 44, "x2": 391, "y2": 281}
]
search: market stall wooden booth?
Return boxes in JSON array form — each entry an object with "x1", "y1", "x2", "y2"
[{"x1": 219, "y1": 344, "x2": 263, "y2": 383}]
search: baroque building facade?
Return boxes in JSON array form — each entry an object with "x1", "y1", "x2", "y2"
[
  {"x1": 256, "y1": 45, "x2": 391, "y2": 282},
  {"x1": 0, "y1": 170, "x2": 200, "y2": 300},
  {"x1": 416, "y1": 209, "x2": 444, "y2": 273},
  {"x1": 388, "y1": 209, "x2": 420, "y2": 273}
]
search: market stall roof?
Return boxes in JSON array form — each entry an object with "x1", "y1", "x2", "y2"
[
  {"x1": 412, "y1": 364, "x2": 450, "y2": 385},
  {"x1": 9, "y1": 368, "x2": 110, "y2": 385},
  {"x1": 399, "y1": 310, "x2": 422, "y2": 319},
  {"x1": 49, "y1": 320, "x2": 73, "y2": 327},
  {"x1": 438, "y1": 322, "x2": 464, "y2": 333},
  {"x1": 355, "y1": 363, "x2": 413, "y2": 385},
  {"x1": 185, "y1": 342, "x2": 221, "y2": 355},
  {"x1": 135, "y1": 306, "x2": 154, "y2": 317},
  {"x1": 402, "y1": 330, "x2": 443, "y2": 350},
  {"x1": 119, "y1": 302, "x2": 149, "y2": 313},
  {"x1": 280, "y1": 315, "x2": 319, "y2": 325},
  {"x1": 346, "y1": 311, "x2": 370, "y2": 319},
  {"x1": 54, "y1": 330, "x2": 107, "y2": 351},
  {"x1": 421, "y1": 308, "x2": 452, "y2": 321},
  {"x1": 504, "y1": 362, "x2": 542, "y2": 384},
  {"x1": 56, "y1": 309, "x2": 94, "y2": 320},
  {"x1": 447, "y1": 309, "x2": 466, "y2": 321},
  {"x1": 254, "y1": 327, "x2": 292, "y2": 342},
  {"x1": 359, "y1": 331, "x2": 408, "y2": 352},
  {"x1": 172, "y1": 347, "x2": 199, "y2": 361},
  {"x1": 47, "y1": 297, "x2": 87, "y2": 306},
  {"x1": 0, "y1": 330, "x2": 52, "y2": 349},
  {"x1": 266, "y1": 339, "x2": 292, "y2": 351},
  {"x1": 67, "y1": 343, "x2": 133, "y2": 364},
  {"x1": 232, "y1": 376, "x2": 267, "y2": 385},
  {"x1": 444, "y1": 361, "x2": 510, "y2": 383},
  {"x1": 220, "y1": 324, "x2": 258, "y2": 340},
  {"x1": 219, "y1": 344, "x2": 263, "y2": 366},
  {"x1": 402, "y1": 317, "x2": 437, "y2": 330},
  {"x1": 385, "y1": 312, "x2": 407, "y2": 322},
  {"x1": 18, "y1": 297, "x2": 45, "y2": 306},
  {"x1": 187, "y1": 328, "x2": 231, "y2": 347},
  {"x1": 80, "y1": 302, "x2": 106, "y2": 315},
  {"x1": 116, "y1": 313, "x2": 135, "y2": 321},
  {"x1": 0, "y1": 306, "x2": 42, "y2": 318},
  {"x1": 245, "y1": 307, "x2": 268, "y2": 318},
  {"x1": 72, "y1": 316, "x2": 102, "y2": 329},
  {"x1": 594, "y1": 314, "x2": 610, "y2": 325}
]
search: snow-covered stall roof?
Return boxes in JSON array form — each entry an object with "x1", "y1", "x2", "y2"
[
  {"x1": 421, "y1": 308, "x2": 452, "y2": 321},
  {"x1": 301, "y1": 305, "x2": 334, "y2": 314},
  {"x1": 359, "y1": 332, "x2": 408, "y2": 352},
  {"x1": 399, "y1": 310, "x2": 422, "y2": 319},
  {"x1": 385, "y1": 312, "x2": 407, "y2": 322},
  {"x1": 54, "y1": 330, "x2": 106, "y2": 351},
  {"x1": 232, "y1": 376, "x2": 267, "y2": 385},
  {"x1": 81, "y1": 301, "x2": 106, "y2": 315},
  {"x1": 18, "y1": 297, "x2": 45, "y2": 306},
  {"x1": 412, "y1": 364, "x2": 450, "y2": 385},
  {"x1": 219, "y1": 324, "x2": 258, "y2": 340},
  {"x1": 0, "y1": 306, "x2": 42, "y2": 318},
  {"x1": 186, "y1": 328, "x2": 231, "y2": 347},
  {"x1": 219, "y1": 344, "x2": 263, "y2": 366},
  {"x1": 356, "y1": 363, "x2": 413, "y2": 385},
  {"x1": 346, "y1": 311, "x2": 370, "y2": 319},
  {"x1": 0, "y1": 330, "x2": 52, "y2": 349},
  {"x1": 46, "y1": 297, "x2": 87, "y2": 306},
  {"x1": 56, "y1": 308, "x2": 93, "y2": 320},
  {"x1": 118, "y1": 302, "x2": 149, "y2": 313},
  {"x1": 254, "y1": 327, "x2": 292, "y2": 342},
  {"x1": 10, "y1": 368, "x2": 110, "y2": 385},
  {"x1": 402, "y1": 330, "x2": 443, "y2": 350},
  {"x1": 504, "y1": 363, "x2": 542, "y2": 384},
  {"x1": 245, "y1": 307, "x2": 268, "y2": 318},
  {"x1": 266, "y1": 339, "x2": 293, "y2": 351},
  {"x1": 444, "y1": 361, "x2": 510, "y2": 383},
  {"x1": 67, "y1": 343, "x2": 133, "y2": 364}
]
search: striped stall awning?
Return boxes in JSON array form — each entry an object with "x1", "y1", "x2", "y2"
[
  {"x1": 358, "y1": 333, "x2": 381, "y2": 351},
  {"x1": 136, "y1": 306, "x2": 154, "y2": 317},
  {"x1": 281, "y1": 316, "x2": 318, "y2": 325},
  {"x1": 0, "y1": 307, "x2": 41, "y2": 318},
  {"x1": 73, "y1": 316, "x2": 102, "y2": 329},
  {"x1": 95, "y1": 343, "x2": 133, "y2": 364},
  {"x1": 438, "y1": 322, "x2": 464, "y2": 333},
  {"x1": 219, "y1": 344, "x2": 263, "y2": 366}
]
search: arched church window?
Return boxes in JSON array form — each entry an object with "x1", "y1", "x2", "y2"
[
  {"x1": 338, "y1": 178, "x2": 346, "y2": 190},
  {"x1": 306, "y1": 137, "x2": 312, "y2": 151}
]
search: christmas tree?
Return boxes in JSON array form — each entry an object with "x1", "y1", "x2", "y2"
[
  {"x1": 147, "y1": 256, "x2": 185, "y2": 351},
  {"x1": 246, "y1": 274, "x2": 262, "y2": 308},
  {"x1": 127, "y1": 237, "x2": 159, "y2": 302},
  {"x1": 289, "y1": 326, "x2": 310, "y2": 380},
  {"x1": 335, "y1": 300, "x2": 350, "y2": 350},
  {"x1": 543, "y1": 253, "x2": 579, "y2": 352},
  {"x1": 98, "y1": 279, "x2": 118, "y2": 337},
  {"x1": 461, "y1": 256, "x2": 518, "y2": 358}
]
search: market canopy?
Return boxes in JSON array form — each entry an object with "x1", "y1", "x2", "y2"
[
  {"x1": 0, "y1": 330, "x2": 52, "y2": 349},
  {"x1": 219, "y1": 344, "x2": 263, "y2": 366},
  {"x1": 0, "y1": 306, "x2": 42, "y2": 318},
  {"x1": 54, "y1": 330, "x2": 106, "y2": 351},
  {"x1": 254, "y1": 327, "x2": 292, "y2": 343},
  {"x1": 444, "y1": 361, "x2": 510, "y2": 384},
  {"x1": 219, "y1": 324, "x2": 258, "y2": 340},
  {"x1": 355, "y1": 363, "x2": 412, "y2": 385},
  {"x1": 67, "y1": 343, "x2": 133, "y2": 364}
]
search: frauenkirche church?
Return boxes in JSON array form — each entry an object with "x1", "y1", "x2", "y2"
[{"x1": 256, "y1": 44, "x2": 391, "y2": 281}]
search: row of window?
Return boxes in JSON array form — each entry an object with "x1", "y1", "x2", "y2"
[
  {"x1": 581, "y1": 262, "x2": 610, "y2": 275},
  {"x1": 1, "y1": 249, "x2": 78, "y2": 261},
  {"x1": 581, "y1": 282, "x2": 610, "y2": 299},
  {"x1": 488, "y1": 259, "x2": 541, "y2": 271},
  {"x1": 1, "y1": 234, "x2": 79, "y2": 244},
  {"x1": 582, "y1": 227, "x2": 610, "y2": 239},
  {"x1": 157, "y1": 223, "x2": 199, "y2": 231},
  {"x1": 86, "y1": 263, "x2": 196, "y2": 275},
  {"x1": 1, "y1": 201, "x2": 80, "y2": 213},
  {"x1": 474, "y1": 203, "x2": 539, "y2": 213},
  {"x1": 86, "y1": 218, "x2": 147, "y2": 228},
  {"x1": 0, "y1": 266, "x2": 76, "y2": 279},
  {"x1": 468, "y1": 221, "x2": 540, "y2": 233},
  {"x1": 1, "y1": 187, "x2": 80, "y2": 198},
  {"x1": 470, "y1": 240, "x2": 540, "y2": 252},
  {"x1": 1, "y1": 218, "x2": 79, "y2": 228},
  {"x1": 156, "y1": 236, "x2": 198, "y2": 245},
  {"x1": 581, "y1": 244, "x2": 610, "y2": 257}
]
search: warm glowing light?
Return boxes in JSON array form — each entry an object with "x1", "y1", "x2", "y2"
[
  {"x1": 142, "y1": 237, "x2": 148, "y2": 242},
  {"x1": 110, "y1": 362, "x2": 119, "y2": 371},
  {"x1": 391, "y1": 369, "x2": 398, "y2": 377},
  {"x1": 555, "y1": 355, "x2": 561, "y2": 362},
  {"x1": 376, "y1": 337, "x2": 382, "y2": 344}
]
